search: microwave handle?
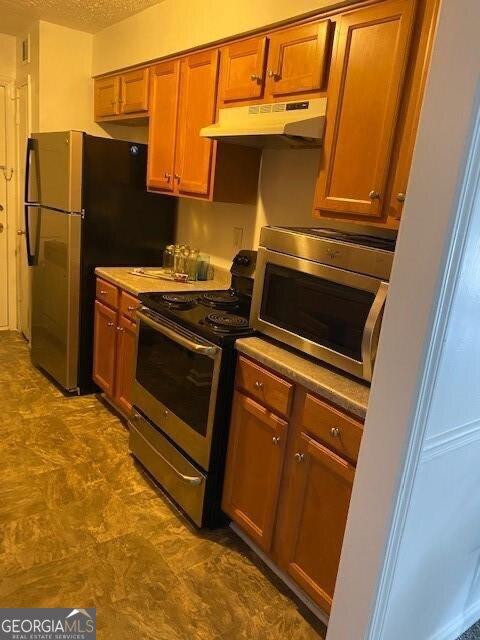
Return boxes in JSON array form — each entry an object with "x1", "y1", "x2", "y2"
[
  {"x1": 361, "y1": 282, "x2": 389, "y2": 381},
  {"x1": 137, "y1": 308, "x2": 219, "y2": 358}
]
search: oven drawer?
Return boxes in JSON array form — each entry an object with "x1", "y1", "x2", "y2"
[
  {"x1": 96, "y1": 278, "x2": 119, "y2": 309},
  {"x1": 129, "y1": 411, "x2": 207, "y2": 527},
  {"x1": 236, "y1": 356, "x2": 293, "y2": 418},
  {"x1": 302, "y1": 393, "x2": 363, "y2": 464}
]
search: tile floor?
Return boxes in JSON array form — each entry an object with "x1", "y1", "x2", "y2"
[{"x1": 0, "y1": 331, "x2": 326, "y2": 639}]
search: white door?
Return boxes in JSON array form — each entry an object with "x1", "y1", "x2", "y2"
[
  {"x1": 16, "y1": 79, "x2": 31, "y2": 340},
  {"x1": 0, "y1": 84, "x2": 9, "y2": 329}
]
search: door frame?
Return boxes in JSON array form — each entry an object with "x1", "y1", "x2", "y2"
[
  {"x1": 0, "y1": 77, "x2": 17, "y2": 331},
  {"x1": 326, "y1": 2, "x2": 480, "y2": 639}
]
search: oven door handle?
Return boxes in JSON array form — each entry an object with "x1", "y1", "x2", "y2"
[
  {"x1": 361, "y1": 281, "x2": 389, "y2": 381},
  {"x1": 137, "y1": 308, "x2": 220, "y2": 357}
]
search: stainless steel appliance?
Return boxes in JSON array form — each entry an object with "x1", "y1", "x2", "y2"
[
  {"x1": 251, "y1": 226, "x2": 396, "y2": 381},
  {"x1": 130, "y1": 251, "x2": 256, "y2": 527},
  {"x1": 24, "y1": 131, "x2": 176, "y2": 393}
]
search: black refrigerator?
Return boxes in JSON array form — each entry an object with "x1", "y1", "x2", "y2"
[{"x1": 24, "y1": 131, "x2": 176, "y2": 394}]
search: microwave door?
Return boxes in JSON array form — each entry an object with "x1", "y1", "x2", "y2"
[{"x1": 28, "y1": 131, "x2": 83, "y2": 212}]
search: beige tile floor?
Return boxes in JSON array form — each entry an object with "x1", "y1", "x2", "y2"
[{"x1": 0, "y1": 331, "x2": 326, "y2": 640}]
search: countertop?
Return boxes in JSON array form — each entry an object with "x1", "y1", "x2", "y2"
[
  {"x1": 235, "y1": 336, "x2": 370, "y2": 420},
  {"x1": 95, "y1": 266, "x2": 231, "y2": 297}
]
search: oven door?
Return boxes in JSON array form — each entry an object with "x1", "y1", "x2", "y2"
[
  {"x1": 251, "y1": 248, "x2": 388, "y2": 381},
  {"x1": 133, "y1": 308, "x2": 222, "y2": 471}
]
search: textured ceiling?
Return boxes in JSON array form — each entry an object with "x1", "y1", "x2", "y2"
[{"x1": 0, "y1": 0, "x2": 162, "y2": 35}]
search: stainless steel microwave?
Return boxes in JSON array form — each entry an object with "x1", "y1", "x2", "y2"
[{"x1": 250, "y1": 226, "x2": 395, "y2": 382}]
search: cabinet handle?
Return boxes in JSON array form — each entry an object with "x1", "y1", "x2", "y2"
[
  {"x1": 99, "y1": 290, "x2": 107, "y2": 295},
  {"x1": 250, "y1": 74, "x2": 262, "y2": 82},
  {"x1": 272, "y1": 436, "x2": 280, "y2": 446},
  {"x1": 254, "y1": 380, "x2": 264, "y2": 390},
  {"x1": 397, "y1": 192, "x2": 406, "y2": 203},
  {"x1": 369, "y1": 190, "x2": 380, "y2": 200},
  {"x1": 294, "y1": 452, "x2": 305, "y2": 463},
  {"x1": 107, "y1": 321, "x2": 114, "y2": 327},
  {"x1": 127, "y1": 305, "x2": 140, "y2": 311},
  {"x1": 164, "y1": 172, "x2": 171, "y2": 181},
  {"x1": 330, "y1": 427, "x2": 341, "y2": 438},
  {"x1": 267, "y1": 69, "x2": 280, "y2": 80}
]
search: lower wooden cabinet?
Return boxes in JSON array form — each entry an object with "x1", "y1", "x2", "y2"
[
  {"x1": 222, "y1": 392, "x2": 287, "y2": 552},
  {"x1": 93, "y1": 300, "x2": 117, "y2": 396},
  {"x1": 223, "y1": 356, "x2": 363, "y2": 614},
  {"x1": 282, "y1": 433, "x2": 355, "y2": 612},
  {"x1": 113, "y1": 315, "x2": 137, "y2": 415},
  {"x1": 93, "y1": 279, "x2": 138, "y2": 416}
]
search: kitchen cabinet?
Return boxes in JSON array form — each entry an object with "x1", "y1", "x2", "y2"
[
  {"x1": 147, "y1": 50, "x2": 261, "y2": 203},
  {"x1": 222, "y1": 392, "x2": 287, "y2": 552},
  {"x1": 93, "y1": 300, "x2": 117, "y2": 395},
  {"x1": 222, "y1": 355, "x2": 363, "y2": 614},
  {"x1": 314, "y1": 0, "x2": 416, "y2": 220},
  {"x1": 218, "y1": 20, "x2": 332, "y2": 106},
  {"x1": 218, "y1": 36, "x2": 269, "y2": 104},
  {"x1": 94, "y1": 69, "x2": 149, "y2": 121},
  {"x1": 282, "y1": 433, "x2": 355, "y2": 613},
  {"x1": 265, "y1": 20, "x2": 332, "y2": 100},
  {"x1": 92, "y1": 278, "x2": 138, "y2": 416}
]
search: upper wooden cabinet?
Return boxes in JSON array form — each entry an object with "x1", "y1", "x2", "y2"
[
  {"x1": 265, "y1": 21, "x2": 332, "y2": 100},
  {"x1": 219, "y1": 36, "x2": 268, "y2": 104},
  {"x1": 94, "y1": 69, "x2": 149, "y2": 121},
  {"x1": 218, "y1": 20, "x2": 332, "y2": 106},
  {"x1": 94, "y1": 76, "x2": 120, "y2": 119},
  {"x1": 314, "y1": 0, "x2": 416, "y2": 220},
  {"x1": 147, "y1": 60, "x2": 180, "y2": 192},
  {"x1": 147, "y1": 50, "x2": 261, "y2": 203}
]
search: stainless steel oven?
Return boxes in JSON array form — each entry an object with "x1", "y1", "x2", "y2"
[
  {"x1": 133, "y1": 308, "x2": 222, "y2": 472},
  {"x1": 251, "y1": 226, "x2": 395, "y2": 381}
]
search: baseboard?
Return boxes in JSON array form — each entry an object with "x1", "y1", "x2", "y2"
[
  {"x1": 428, "y1": 599, "x2": 480, "y2": 640},
  {"x1": 230, "y1": 522, "x2": 329, "y2": 628}
]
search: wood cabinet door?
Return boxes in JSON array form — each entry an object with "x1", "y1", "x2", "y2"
[
  {"x1": 175, "y1": 50, "x2": 219, "y2": 197},
  {"x1": 265, "y1": 21, "x2": 332, "y2": 99},
  {"x1": 314, "y1": 0, "x2": 416, "y2": 219},
  {"x1": 94, "y1": 76, "x2": 120, "y2": 118},
  {"x1": 283, "y1": 433, "x2": 354, "y2": 613},
  {"x1": 120, "y1": 68, "x2": 149, "y2": 114},
  {"x1": 222, "y1": 392, "x2": 287, "y2": 553},
  {"x1": 93, "y1": 300, "x2": 117, "y2": 397},
  {"x1": 219, "y1": 36, "x2": 268, "y2": 104},
  {"x1": 114, "y1": 315, "x2": 137, "y2": 416},
  {"x1": 147, "y1": 60, "x2": 180, "y2": 192}
]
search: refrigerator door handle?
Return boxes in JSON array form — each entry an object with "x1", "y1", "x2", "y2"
[{"x1": 24, "y1": 138, "x2": 39, "y2": 266}]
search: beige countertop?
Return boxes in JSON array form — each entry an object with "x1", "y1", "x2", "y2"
[
  {"x1": 235, "y1": 336, "x2": 370, "y2": 420},
  {"x1": 95, "y1": 266, "x2": 230, "y2": 296}
]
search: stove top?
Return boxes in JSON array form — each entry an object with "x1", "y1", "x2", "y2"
[{"x1": 138, "y1": 288, "x2": 254, "y2": 346}]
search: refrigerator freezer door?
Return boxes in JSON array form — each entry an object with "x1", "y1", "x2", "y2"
[
  {"x1": 28, "y1": 131, "x2": 83, "y2": 212},
  {"x1": 30, "y1": 207, "x2": 82, "y2": 391}
]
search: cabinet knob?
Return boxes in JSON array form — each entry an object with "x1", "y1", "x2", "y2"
[
  {"x1": 128, "y1": 305, "x2": 140, "y2": 311},
  {"x1": 397, "y1": 192, "x2": 406, "y2": 203},
  {"x1": 107, "y1": 321, "x2": 114, "y2": 327},
  {"x1": 330, "y1": 427, "x2": 341, "y2": 438},
  {"x1": 250, "y1": 74, "x2": 262, "y2": 82},
  {"x1": 164, "y1": 409, "x2": 169, "y2": 417},
  {"x1": 174, "y1": 174, "x2": 181, "y2": 182},
  {"x1": 117, "y1": 326, "x2": 124, "y2": 332},
  {"x1": 369, "y1": 190, "x2": 380, "y2": 200},
  {"x1": 272, "y1": 436, "x2": 280, "y2": 446},
  {"x1": 254, "y1": 380, "x2": 264, "y2": 390},
  {"x1": 267, "y1": 69, "x2": 280, "y2": 80},
  {"x1": 294, "y1": 452, "x2": 305, "y2": 463},
  {"x1": 99, "y1": 290, "x2": 107, "y2": 295},
  {"x1": 164, "y1": 172, "x2": 171, "y2": 181}
]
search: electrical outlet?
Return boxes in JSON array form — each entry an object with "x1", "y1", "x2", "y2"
[{"x1": 233, "y1": 226, "x2": 244, "y2": 252}]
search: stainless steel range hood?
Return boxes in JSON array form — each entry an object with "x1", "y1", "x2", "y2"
[{"x1": 200, "y1": 98, "x2": 327, "y2": 148}]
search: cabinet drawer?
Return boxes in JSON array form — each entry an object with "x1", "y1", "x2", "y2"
[
  {"x1": 302, "y1": 393, "x2": 363, "y2": 463},
  {"x1": 96, "y1": 278, "x2": 119, "y2": 309},
  {"x1": 120, "y1": 290, "x2": 140, "y2": 321},
  {"x1": 236, "y1": 356, "x2": 293, "y2": 417}
]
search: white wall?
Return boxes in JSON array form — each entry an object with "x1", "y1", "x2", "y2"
[
  {"x1": 92, "y1": 0, "x2": 356, "y2": 76},
  {"x1": 0, "y1": 33, "x2": 16, "y2": 78},
  {"x1": 326, "y1": 0, "x2": 480, "y2": 638}
]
